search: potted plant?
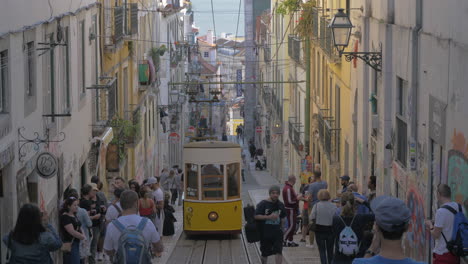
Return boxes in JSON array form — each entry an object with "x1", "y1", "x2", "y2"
[{"x1": 106, "y1": 118, "x2": 140, "y2": 171}]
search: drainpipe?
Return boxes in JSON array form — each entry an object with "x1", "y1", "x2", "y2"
[
  {"x1": 412, "y1": 0, "x2": 422, "y2": 150},
  {"x1": 305, "y1": 37, "x2": 311, "y2": 153}
]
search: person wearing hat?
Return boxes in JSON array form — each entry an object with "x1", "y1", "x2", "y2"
[
  {"x1": 352, "y1": 196, "x2": 424, "y2": 264},
  {"x1": 255, "y1": 185, "x2": 287, "y2": 264},
  {"x1": 80, "y1": 183, "x2": 103, "y2": 264},
  {"x1": 340, "y1": 175, "x2": 351, "y2": 193},
  {"x1": 147, "y1": 177, "x2": 165, "y2": 240}
]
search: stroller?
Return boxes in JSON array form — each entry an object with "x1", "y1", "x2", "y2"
[{"x1": 255, "y1": 156, "x2": 267, "y2": 170}]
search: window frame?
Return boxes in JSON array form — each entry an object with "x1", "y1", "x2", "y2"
[
  {"x1": 204, "y1": 51, "x2": 209, "y2": 58},
  {"x1": 26, "y1": 41, "x2": 35, "y2": 96},
  {"x1": 185, "y1": 163, "x2": 199, "y2": 200},
  {"x1": 227, "y1": 163, "x2": 240, "y2": 199},
  {"x1": 201, "y1": 164, "x2": 224, "y2": 200},
  {"x1": 395, "y1": 76, "x2": 407, "y2": 167},
  {"x1": 0, "y1": 49, "x2": 8, "y2": 113}
]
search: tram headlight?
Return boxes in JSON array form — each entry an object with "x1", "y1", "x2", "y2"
[{"x1": 208, "y1": 211, "x2": 219, "y2": 222}]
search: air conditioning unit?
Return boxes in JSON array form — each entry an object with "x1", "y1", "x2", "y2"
[{"x1": 371, "y1": 114, "x2": 379, "y2": 129}]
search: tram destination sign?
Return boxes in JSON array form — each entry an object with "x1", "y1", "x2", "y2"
[{"x1": 36, "y1": 152, "x2": 58, "y2": 179}]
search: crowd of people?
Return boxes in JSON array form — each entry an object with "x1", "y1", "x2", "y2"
[
  {"x1": 3, "y1": 166, "x2": 184, "y2": 264},
  {"x1": 254, "y1": 170, "x2": 466, "y2": 264}
]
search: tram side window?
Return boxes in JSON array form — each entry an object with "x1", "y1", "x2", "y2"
[
  {"x1": 201, "y1": 164, "x2": 224, "y2": 200},
  {"x1": 227, "y1": 163, "x2": 240, "y2": 198},
  {"x1": 186, "y1": 163, "x2": 198, "y2": 199}
]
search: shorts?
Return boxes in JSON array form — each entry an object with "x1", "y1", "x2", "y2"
[
  {"x1": 260, "y1": 229, "x2": 283, "y2": 257},
  {"x1": 302, "y1": 209, "x2": 309, "y2": 224}
]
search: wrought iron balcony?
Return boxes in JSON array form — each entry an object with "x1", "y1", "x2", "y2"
[
  {"x1": 318, "y1": 16, "x2": 340, "y2": 62},
  {"x1": 317, "y1": 111, "x2": 340, "y2": 161},
  {"x1": 288, "y1": 35, "x2": 303, "y2": 65},
  {"x1": 289, "y1": 118, "x2": 304, "y2": 152}
]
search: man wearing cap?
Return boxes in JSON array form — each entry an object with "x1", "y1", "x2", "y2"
[
  {"x1": 340, "y1": 175, "x2": 351, "y2": 193},
  {"x1": 255, "y1": 185, "x2": 287, "y2": 264},
  {"x1": 353, "y1": 196, "x2": 424, "y2": 264},
  {"x1": 147, "y1": 177, "x2": 165, "y2": 236}
]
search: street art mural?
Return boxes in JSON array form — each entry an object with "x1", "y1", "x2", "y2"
[
  {"x1": 406, "y1": 187, "x2": 428, "y2": 262},
  {"x1": 448, "y1": 129, "x2": 468, "y2": 205}
]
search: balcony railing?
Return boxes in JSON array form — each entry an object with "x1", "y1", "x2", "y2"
[
  {"x1": 317, "y1": 111, "x2": 340, "y2": 161},
  {"x1": 104, "y1": 4, "x2": 138, "y2": 47},
  {"x1": 314, "y1": 15, "x2": 339, "y2": 62},
  {"x1": 264, "y1": 46, "x2": 271, "y2": 62},
  {"x1": 312, "y1": 8, "x2": 319, "y2": 38},
  {"x1": 289, "y1": 118, "x2": 304, "y2": 152},
  {"x1": 288, "y1": 35, "x2": 303, "y2": 65},
  {"x1": 107, "y1": 79, "x2": 117, "y2": 121}
]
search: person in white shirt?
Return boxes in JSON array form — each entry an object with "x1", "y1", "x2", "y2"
[
  {"x1": 147, "y1": 177, "x2": 165, "y2": 240},
  {"x1": 425, "y1": 184, "x2": 461, "y2": 264},
  {"x1": 105, "y1": 188, "x2": 125, "y2": 225},
  {"x1": 104, "y1": 190, "x2": 163, "y2": 262}
]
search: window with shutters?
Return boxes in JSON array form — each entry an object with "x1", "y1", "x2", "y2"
[
  {"x1": 26, "y1": 42, "x2": 35, "y2": 96},
  {"x1": 396, "y1": 77, "x2": 407, "y2": 167}
]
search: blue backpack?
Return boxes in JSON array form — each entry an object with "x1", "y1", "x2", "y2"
[
  {"x1": 442, "y1": 204, "x2": 468, "y2": 257},
  {"x1": 112, "y1": 218, "x2": 152, "y2": 264}
]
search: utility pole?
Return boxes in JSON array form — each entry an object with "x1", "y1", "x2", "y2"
[{"x1": 244, "y1": 0, "x2": 256, "y2": 147}]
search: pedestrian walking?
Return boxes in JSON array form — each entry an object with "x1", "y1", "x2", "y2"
[
  {"x1": 104, "y1": 190, "x2": 163, "y2": 263},
  {"x1": 2, "y1": 204, "x2": 62, "y2": 264},
  {"x1": 105, "y1": 188, "x2": 125, "y2": 224},
  {"x1": 249, "y1": 141, "x2": 256, "y2": 161},
  {"x1": 159, "y1": 169, "x2": 169, "y2": 191},
  {"x1": 61, "y1": 197, "x2": 86, "y2": 264},
  {"x1": 65, "y1": 188, "x2": 93, "y2": 262},
  {"x1": 310, "y1": 190, "x2": 337, "y2": 264},
  {"x1": 163, "y1": 192, "x2": 177, "y2": 236},
  {"x1": 353, "y1": 196, "x2": 424, "y2": 264},
  {"x1": 331, "y1": 192, "x2": 374, "y2": 264},
  {"x1": 79, "y1": 184, "x2": 102, "y2": 264},
  {"x1": 91, "y1": 177, "x2": 108, "y2": 262},
  {"x1": 128, "y1": 180, "x2": 141, "y2": 197},
  {"x1": 307, "y1": 171, "x2": 328, "y2": 248},
  {"x1": 366, "y1": 176, "x2": 376, "y2": 203},
  {"x1": 282, "y1": 175, "x2": 302, "y2": 247},
  {"x1": 148, "y1": 177, "x2": 165, "y2": 241},
  {"x1": 162, "y1": 169, "x2": 179, "y2": 205},
  {"x1": 425, "y1": 184, "x2": 462, "y2": 264},
  {"x1": 340, "y1": 175, "x2": 351, "y2": 194},
  {"x1": 139, "y1": 188, "x2": 156, "y2": 220},
  {"x1": 255, "y1": 185, "x2": 287, "y2": 264},
  {"x1": 300, "y1": 176, "x2": 313, "y2": 243}
]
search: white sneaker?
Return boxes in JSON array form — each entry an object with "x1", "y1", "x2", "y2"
[
  {"x1": 97, "y1": 252, "x2": 103, "y2": 261},
  {"x1": 306, "y1": 244, "x2": 315, "y2": 249}
]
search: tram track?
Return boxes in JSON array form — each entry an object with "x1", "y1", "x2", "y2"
[{"x1": 166, "y1": 230, "x2": 261, "y2": 264}]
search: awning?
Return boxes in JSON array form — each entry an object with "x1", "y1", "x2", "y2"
[{"x1": 100, "y1": 127, "x2": 114, "y2": 146}]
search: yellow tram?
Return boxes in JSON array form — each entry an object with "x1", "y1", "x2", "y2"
[{"x1": 183, "y1": 141, "x2": 242, "y2": 234}]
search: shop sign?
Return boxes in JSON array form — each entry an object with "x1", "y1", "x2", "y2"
[{"x1": 36, "y1": 152, "x2": 58, "y2": 179}]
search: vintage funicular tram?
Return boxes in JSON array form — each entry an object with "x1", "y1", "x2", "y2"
[{"x1": 183, "y1": 141, "x2": 242, "y2": 234}]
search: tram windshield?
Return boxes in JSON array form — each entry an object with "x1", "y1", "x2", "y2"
[
  {"x1": 227, "y1": 163, "x2": 240, "y2": 199},
  {"x1": 201, "y1": 164, "x2": 224, "y2": 200},
  {"x1": 185, "y1": 163, "x2": 198, "y2": 199}
]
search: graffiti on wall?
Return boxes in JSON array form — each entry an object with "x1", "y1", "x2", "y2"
[
  {"x1": 448, "y1": 129, "x2": 468, "y2": 204},
  {"x1": 406, "y1": 187, "x2": 428, "y2": 262}
]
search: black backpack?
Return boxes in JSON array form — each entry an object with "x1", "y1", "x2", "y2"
[{"x1": 243, "y1": 204, "x2": 261, "y2": 243}]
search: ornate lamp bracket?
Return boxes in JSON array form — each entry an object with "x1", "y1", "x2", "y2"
[
  {"x1": 18, "y1": 127, "x2": 66, "y2": 161},
  {"x1": 342, "y1": 51, "x2": 382, "y2": 72}
]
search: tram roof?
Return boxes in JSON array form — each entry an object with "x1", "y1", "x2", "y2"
[{"x1": 184, "y1": 141, "x2": 241, "y2": 149}]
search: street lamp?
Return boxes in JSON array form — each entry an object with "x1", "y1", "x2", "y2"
[
  {"x1": 329, "y1": 9, "x2": 382, "y2": 71},
  {"x1": 170, "y1": 89, "x2": 180, "y2": 105}
]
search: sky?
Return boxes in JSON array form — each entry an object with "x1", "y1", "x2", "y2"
[{"x1": 191, "y1": 0, "x2": 245, "y2": 38}]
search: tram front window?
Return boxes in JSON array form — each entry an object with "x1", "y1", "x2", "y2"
[
  {"x1": 227, "y1": 163, "x2": 240, "y2": 198},
  {"x1": 201, "y1": 164, "x2": 224, "y2": 200},
  {"x1": 186, "y1": 163, "x2": 198, "y2": 199}
]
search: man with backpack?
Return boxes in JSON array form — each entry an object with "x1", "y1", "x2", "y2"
[
  {"x1": 425, "y1": 184, "x2": 467, "y2": 263},
  {"x1": 255, "y1": 185, "x2": 287, "y2": 264},
  {"x1": 353, "y1": 196, "x2": 424, "y2": 264},
  {"x1": 104, "y1": 190, "x2": 163, "y2": 264}
]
